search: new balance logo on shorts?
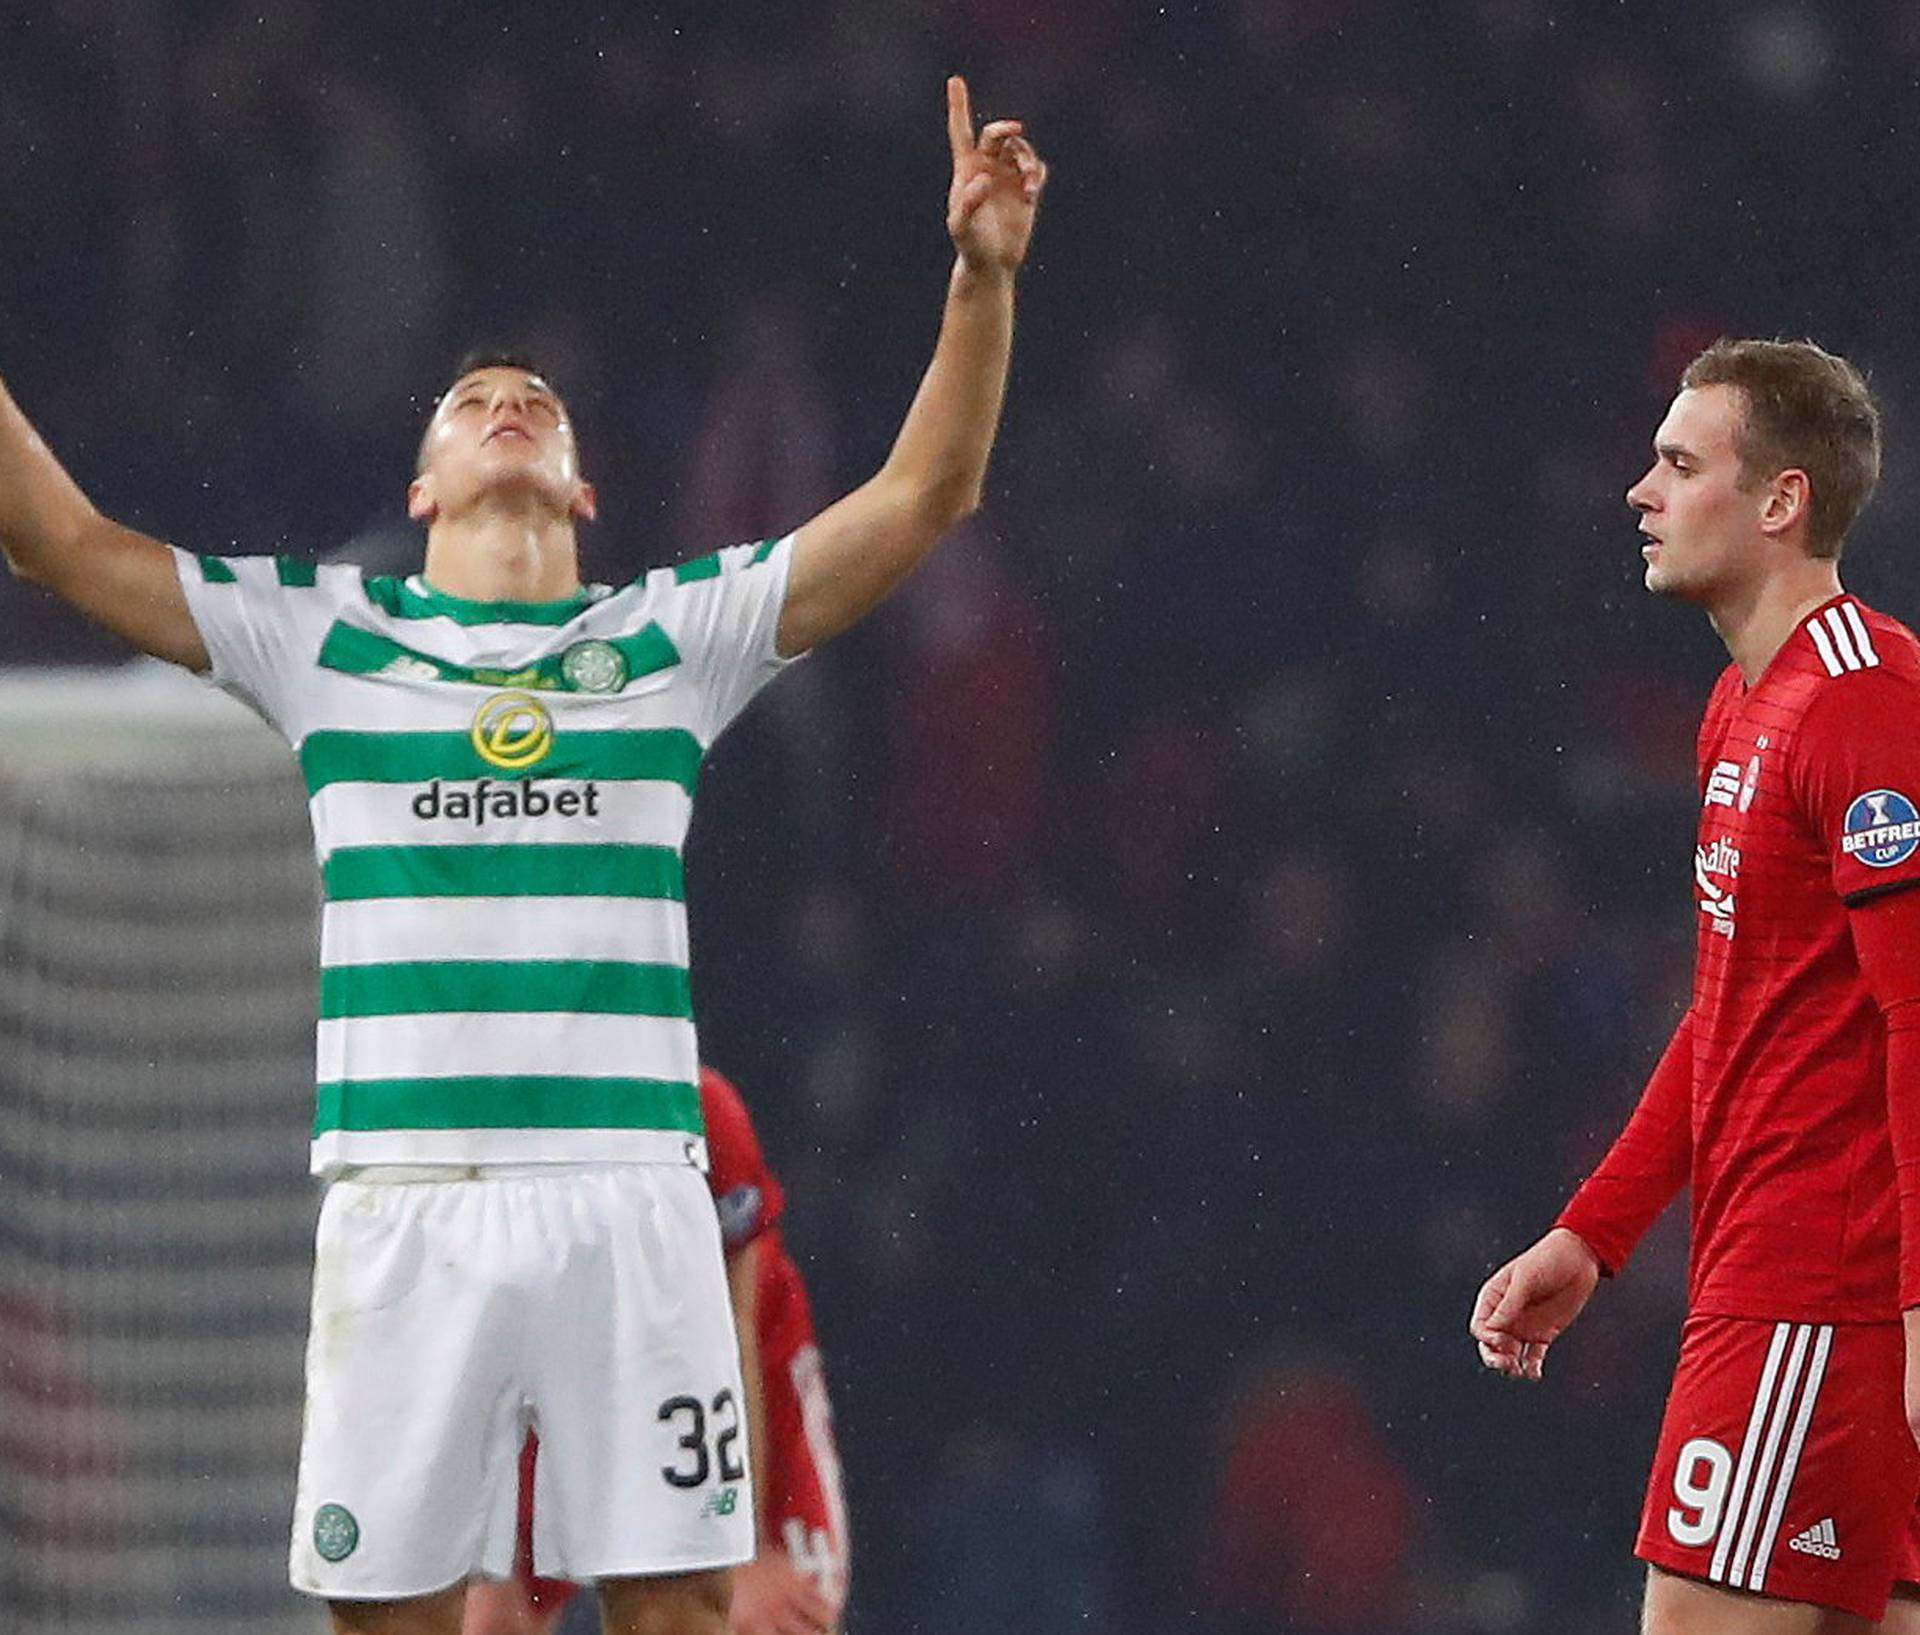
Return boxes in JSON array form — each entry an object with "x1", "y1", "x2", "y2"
[{"x1": 1787, "y1": 1518, "x2": 1841, "y2": 1560}]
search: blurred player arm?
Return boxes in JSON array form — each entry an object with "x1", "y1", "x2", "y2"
[
  {"x1": 776, "y1": 76, "x2": 1046, "y2": 659},
  {"x1": 728, "y1": 1237, "x2": 770, "y2": 1531},
  {"x1": 0, "y1": 372, "x2": 209, "y2": 671},
  {"x1": 1848, "y1": 888, "x2": 1920, "y2": 1448},
  {"x1": 1848, "y1": 890, "x2": 1920, "y2": 1312},
  {"x1": 725, "y1": 1238, "x2": 836, "y2": 1635}
]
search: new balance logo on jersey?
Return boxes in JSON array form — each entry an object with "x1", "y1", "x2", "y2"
[
  {"x1": 1787, "y1": 1518, "x2": 1841, "y2": 1560},
  {"x1": 411, "y1": 778, "x2": 603, "y2": 824}
]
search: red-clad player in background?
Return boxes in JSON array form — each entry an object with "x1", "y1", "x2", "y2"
[
  {"x1": 465, "y1": 1067, "x2": 850, "y2": 1635},
  {"x1": 1472, "y1": 340, "x2": 1920, "y2": 1635}
]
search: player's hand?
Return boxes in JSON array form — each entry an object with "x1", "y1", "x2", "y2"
[
  {"x1": 945, "y1": 75, "x2": 1047, "y2": 274},
  {"x1": 728, "y1": 1552, "x2": 837, "y2": 1635},
  {"x1": 1469, "y1": 1227, "x2": 1603, "y2": 1382},
  {"x1": 1904, "y1": 1307, "x2": 1920, "y2": 1453}
]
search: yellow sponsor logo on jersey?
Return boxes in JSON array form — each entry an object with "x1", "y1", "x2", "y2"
[{"x1": 471, "y1": 691, "x2": 554, "y2": 770}]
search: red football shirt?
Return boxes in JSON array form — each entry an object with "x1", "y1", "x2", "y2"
[
  {"x1": 702, "y1": 1067, "x2": 823, "y2": 1375},
  {"x1": 701, "y1": 1065, "x2": 787, "y2": 1253},
  {"x1": 1563, "y1": 595, "x2": 1920, "y2": 1322}
]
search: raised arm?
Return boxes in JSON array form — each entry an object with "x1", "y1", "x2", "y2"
[
  {"x1": 774, "y1": 75, "x2": 1047, "y2": 659},
  {"x1": 0, "y1": 371, "x2": 208, "y2": 671}
]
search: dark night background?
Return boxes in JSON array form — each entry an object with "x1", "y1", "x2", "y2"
[{"x1": 6, "y1": 4, "x2": 1920, "y2": 1632}]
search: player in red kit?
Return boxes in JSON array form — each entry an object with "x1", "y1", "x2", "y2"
[
  {"x1": 464, "y1": 1066, "x2": 849, "y2": 1635},
  {"x1": 1471, "y1": 339, "x2": 1920, "y2": 1634}
]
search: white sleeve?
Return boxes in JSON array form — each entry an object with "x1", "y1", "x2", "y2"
[
  {"x1": 655, "y1": 536, "x2": 799, "y2": 743},
  {"x1": 170, "y1": 548, "x2": 349, "y2": 739}
]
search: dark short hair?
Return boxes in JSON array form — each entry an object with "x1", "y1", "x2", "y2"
[
  {"x1": 416, "y1": 348, "x2": 565, "y2": 474},
  {"x1": 1680, "y1": 338, "x2": 1882, "y2": 558},
  {"x1": 449, "y1": 347, "x2": 554, "y2": 389}
]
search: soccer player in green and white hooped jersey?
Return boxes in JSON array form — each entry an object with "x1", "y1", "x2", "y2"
[{"x1": 0, "y1": 79, "x2": 1046, "y2": 1635}]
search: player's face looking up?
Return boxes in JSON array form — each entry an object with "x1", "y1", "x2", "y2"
[
  {"x1": 407, "y1": 366, "x2": 597, "y2": 530},
  {"x1": 1627, "y1": 384, "x2": 1786, "y2": 605}
]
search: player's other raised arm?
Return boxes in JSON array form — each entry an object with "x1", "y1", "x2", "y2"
[
  {"x1": 775, "y1": 76, "x2": 1047, "y2": 659},
  {"x1": 0, "y1": 371, "x2": 208, "y2": 672}
]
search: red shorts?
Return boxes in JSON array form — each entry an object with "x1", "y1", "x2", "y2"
[{"x1": 1636, "y1": 1315, "x2": 1920, "y2": 1621}]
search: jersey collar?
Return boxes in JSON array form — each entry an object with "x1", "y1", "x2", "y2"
[{"x1": 404, "y1": 574, "x2": 609, "y2": 626}]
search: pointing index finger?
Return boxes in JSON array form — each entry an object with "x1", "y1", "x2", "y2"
[{"x1": 947, "y1": 75, "x2": 974, "y2": 160}]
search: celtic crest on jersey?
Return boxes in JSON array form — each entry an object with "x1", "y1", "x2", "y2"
[{"x1": 561, "y1": 638, "x2": 629, "y2": 694}]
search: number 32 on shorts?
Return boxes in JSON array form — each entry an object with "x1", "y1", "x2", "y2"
[
  {"x1": 1668, "y1": 1436, "x2": 1736, "y2": 1547},
  {"x1": 658, "y1": 1389, "x2": 747, "y2": 1490}
]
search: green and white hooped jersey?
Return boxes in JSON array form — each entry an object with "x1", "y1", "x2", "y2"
[{"x1": 173, "y1": 539, "x2": 795, "y2": 1177}]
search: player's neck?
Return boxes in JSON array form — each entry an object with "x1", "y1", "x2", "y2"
[
  {"x1": 421, "y1": 505, "x2": 583, "y2": 604},
  {"x1": 1707, "y1": 557, "x2": 1845, "y2": 686}
]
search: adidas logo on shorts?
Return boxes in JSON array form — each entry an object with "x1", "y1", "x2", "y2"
[{"x1": 1787, "y1": 1518, "x2": 1841, "y2": 1561}]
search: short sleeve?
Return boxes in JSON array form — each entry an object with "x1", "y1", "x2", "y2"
[
  {"x1": 171, "y1": 549, "x2": 351, "y2": 738},
  {"x1": 1792, "y1": 672, "x2": 1920, "y2": 904},
  {"x1": 651, "y1": 537, "x2": 797, "y2": 743},
  {"x1": 699, "y1": 1066, "x2": 787, "y2": 1251}
]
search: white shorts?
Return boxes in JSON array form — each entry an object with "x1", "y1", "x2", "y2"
[{"x1": 289, "y1": 1163, "x2": 753, "y2": 1600}]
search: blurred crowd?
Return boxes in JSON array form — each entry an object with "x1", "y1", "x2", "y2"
[{"x1": 10, "y1": 2, "x2": 1920, "y2": 1630}]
